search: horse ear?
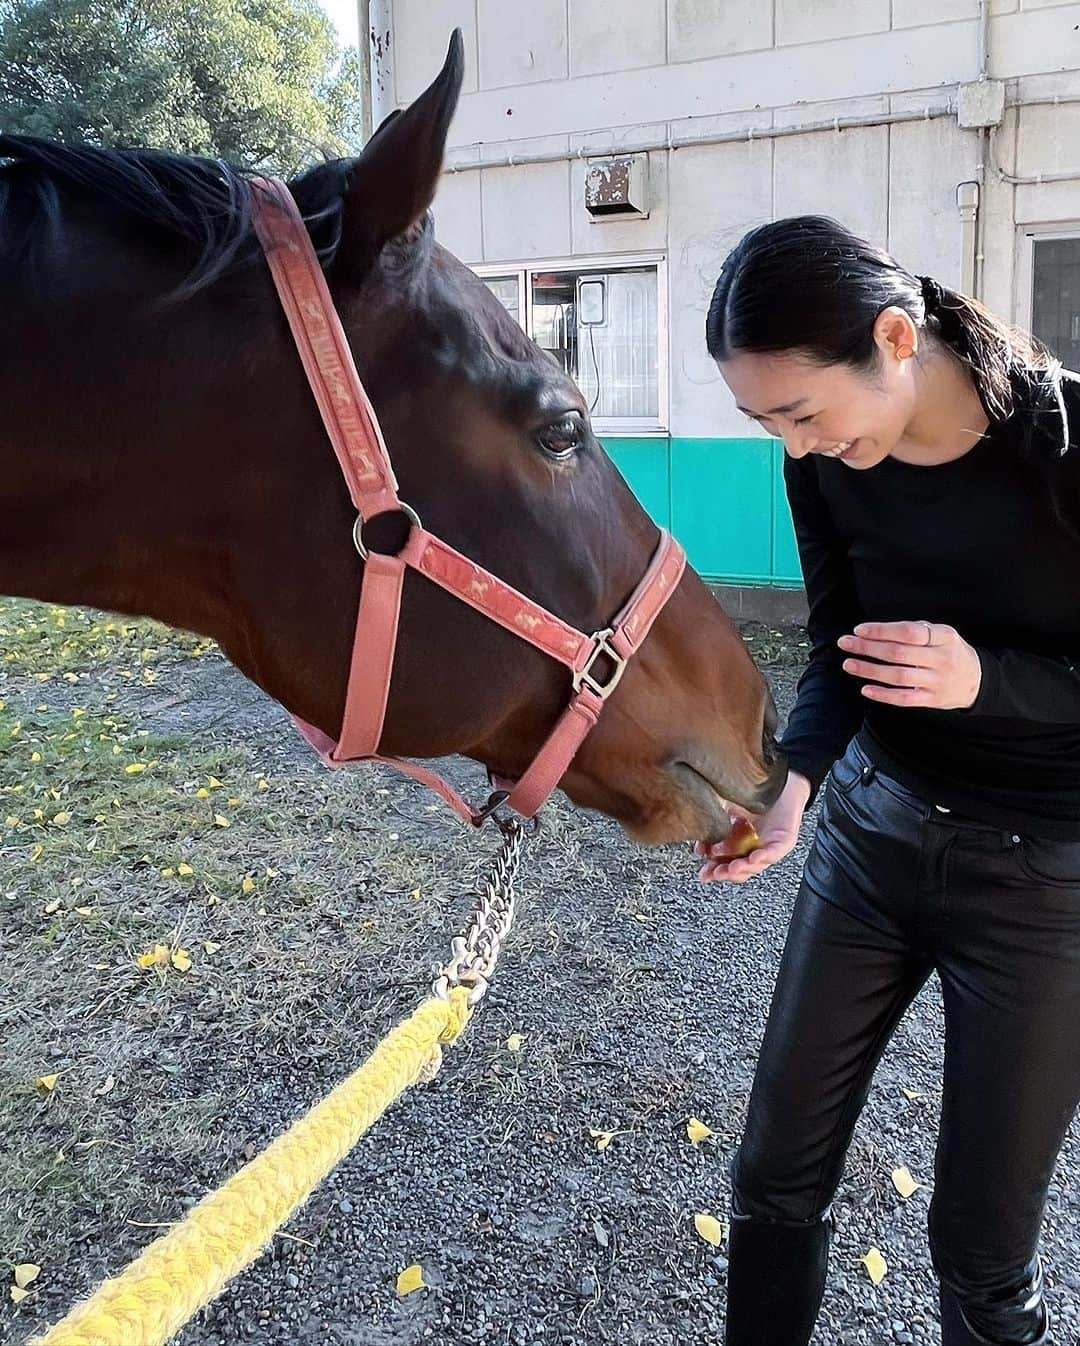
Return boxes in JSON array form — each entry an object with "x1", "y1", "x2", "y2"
[{"x1": 340, "y1": 30, "x2": 464, "y2": 267}]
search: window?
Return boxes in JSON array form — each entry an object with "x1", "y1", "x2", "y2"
[
  {"x1": 1032, "y1": 237, "x2": 1080, "y2": 368},
  {"x1": 481, "y1": 273, "x2": 524, "y2": 327},
  {"x1": 475, "y1": 256, "x2": 667, "y2": 434}
]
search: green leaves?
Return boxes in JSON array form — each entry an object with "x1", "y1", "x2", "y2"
[{"x1": 0, "y1": 0, "x2": 364, "y2": 172}]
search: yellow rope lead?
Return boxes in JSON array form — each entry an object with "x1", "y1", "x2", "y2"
[{"x1": 33, "y1": 988, "x2": 473, "y2": 1346}]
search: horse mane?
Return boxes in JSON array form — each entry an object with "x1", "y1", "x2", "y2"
[{"x1": 0, "y1": 135, "x2": 352, "y2": 298}]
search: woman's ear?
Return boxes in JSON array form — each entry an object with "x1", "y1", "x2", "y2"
[{"x1": 874, "y1": 305, "x2": 920, "y2": 362}]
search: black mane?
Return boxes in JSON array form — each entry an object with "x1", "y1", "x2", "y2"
[{"x1": 0, "y1": 135, "x2": 351, "y2": 297}]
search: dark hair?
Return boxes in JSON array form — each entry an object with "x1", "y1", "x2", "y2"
[{"x1": 706, "y1": 215, "x2": 1059, "y2": 429}]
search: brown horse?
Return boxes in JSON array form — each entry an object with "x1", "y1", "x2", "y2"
[{"x1": 0, "y1": 33, "x2": 785, "y2": 845}]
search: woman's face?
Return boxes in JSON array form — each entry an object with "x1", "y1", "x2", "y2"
[{"x1": 717, "y1": 312, "x2": 918, "y2": 470}]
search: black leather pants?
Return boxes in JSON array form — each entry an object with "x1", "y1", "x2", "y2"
[{"x1": 727, "y1": 738, "x2": 1079, "y2": 1345}]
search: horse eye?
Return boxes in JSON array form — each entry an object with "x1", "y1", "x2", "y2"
[{"x1": 536, "y1": 413, "x2": 584, "y2": 460}]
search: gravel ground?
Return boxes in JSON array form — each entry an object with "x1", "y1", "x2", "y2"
[{"x1": 6, "y1": 647, "x2": 1079, "y2": 1346}]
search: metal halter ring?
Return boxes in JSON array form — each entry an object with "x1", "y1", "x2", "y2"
[{"x1": 352, "y1": 502, "x2": 423, "y2": 560}]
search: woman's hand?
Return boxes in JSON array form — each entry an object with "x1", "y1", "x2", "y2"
[
  {"x1": 695, "y1": 771, "x2": 812, "y2": 883},
  {"x1": 838, "y1": 621, "x2": 982, "y2": 710}
]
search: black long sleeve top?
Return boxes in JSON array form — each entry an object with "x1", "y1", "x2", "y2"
[{"x1": 780, "y1": 369, "x2": 1080, "y2": 839}]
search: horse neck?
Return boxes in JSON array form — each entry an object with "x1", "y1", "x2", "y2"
[{"x1": 0, "y1": 282, "x2": 350, "y2": 714}]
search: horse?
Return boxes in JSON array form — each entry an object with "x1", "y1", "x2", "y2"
[{"x1": 0, "y1": 31, "x2": 786, "y2": 846}]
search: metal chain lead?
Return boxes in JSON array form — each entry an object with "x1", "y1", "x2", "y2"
[{"x1": 432, "y1": 816, "x2": 527, "y2": 1007}]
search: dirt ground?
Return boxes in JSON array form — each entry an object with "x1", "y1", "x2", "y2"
[{"x1": 1, "y1": 602, "x2": 1076, "y2": 1346}]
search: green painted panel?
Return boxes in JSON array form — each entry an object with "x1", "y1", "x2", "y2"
[
  {"x1": 770, "y1": 440, "x2": 803, "y2": 585},
  {"x1": 600, "y1": 437, "x2": 670, "y2": 530},
  {"x1": 671, "y1": 437, "x2": 773, "y2": 583},
  {"x1": 599, "y1": 434, "x2": 804, "y2": 588}
]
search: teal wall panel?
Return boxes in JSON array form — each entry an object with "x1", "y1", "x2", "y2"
[
  {"x1": 600, "y1": 435, "x2": 802, "y2": 588},
  {"x1": 600, "y1": 437, "x2": 670, "y2": 530},
  {"x1": 770, "y1": 443, "x2": 803, "y2": 585},
  {"x1": 671, "y1": 437, "x2": 773, "y2": 582}
]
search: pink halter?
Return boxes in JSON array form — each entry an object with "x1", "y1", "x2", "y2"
[{"x1": 251, "y1": 177, "x2": 686, "y2": 826}]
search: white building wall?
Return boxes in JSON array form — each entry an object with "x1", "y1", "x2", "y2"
[{"x1": 381, "y1": 0, "x2": 1080, "y2": 439}]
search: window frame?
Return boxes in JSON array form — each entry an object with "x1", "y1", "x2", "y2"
[
  {"x1": 1015, "y1": 221, "x2": 1080, "y2": 338},
  {"x1": 473, "y1": 252, "x2": 669, "y2": 437}
]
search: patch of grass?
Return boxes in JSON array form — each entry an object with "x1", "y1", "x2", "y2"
[
  {"x1": 0, "y1": 598, "x2": 210, "y2": 684},
  {"x1": 0, "y1": 599, "x2": 500, "y2": 1305}
]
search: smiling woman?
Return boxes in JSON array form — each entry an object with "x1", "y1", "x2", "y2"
[{"x1": 698, "y1": 213, "x2": 1080, "y2": 1346}]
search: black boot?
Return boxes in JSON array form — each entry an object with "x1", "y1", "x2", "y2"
[
  {"x1": 940, "y1": 1275, "x2": 1049, "y2": 1346},
  {"x1": 724, "y1": 1209, "x2": 831, "y2": 1345}
]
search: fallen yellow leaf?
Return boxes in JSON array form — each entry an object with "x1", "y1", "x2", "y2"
[
  {"x1": 160, "y1": 868, "x2": 176, "y2": 878},
  {"x1": 694, "y1": 1212, "x2": 726, "y2": 1247},
  {"x1": 13, "y1": 1264, "x2": 41, "y2": 1290},
  {"x1": 5, "y1": 814, "x2": 20, "y2": 827},
  {"x1": 137, "y1": 944, "x2": 171, "y2": 970},
  {"x1": 203, "y1": 941, "x2": 221, "y2": 955},
  {"x1": 506, "y1": 1033, "x2": 525, "y2": 1052},
  {"x1": 177, "y1": 863, "x2": 194, "y2": 877},
  {"x1": 196, "y1": 788, "x2": 210, "y2": 799},
  {"x1": 74, "y1": 907, "x2": 94, "y2": 917},
  {"x1": 241, "y1": 877, "x2": 255, "y2": 894},
  {"x1": 30, "y1": 844, "x2": 43, "y2": 863},
  {"x1": 170, "y1": 949, "x2": 192, "y2": 973},
  {"x1": 125, "y1": 763, "x2": 147, "y2": 775},
  {"x1": 44, "y1": 899, "x2": 61, "y2": 915},
  {"x1": 213, "y1": 814, "x2": 230, "y2": 828},
  {"x1": 396, "y1": 1264, "x2": 426, "y2": 1297},
  {"x1": 208, "y1": 777, "x2": 223, "y2": 790},
  {"x1": 891, "y1": 1166, "x2": 922, "y2": 1199},
  {"x1": 589, "y1": 1127, "x2": 627, "y2": 1152},
  {"x1": 52, "y1": 811, "x2": 71, "y2": 826},
  {"x1": 30, "y1": 752, "x2": 41, "y2": 763},
  {"x1": 10, "y1": 1286, "x2": 29, "y2": 1304},
  {"x1": 34, "y1": 1075, "x2": 58, "y2": 1091},
  {"x1": 257, "y1": 779, "x2": 270, "y2": 791},
  {"x1": 862, "y1": 1248, "x2": 887, "y2": 1285},
  {"x1": 687, "y1": 1117, "x2": 714, "y2": 1147},
  {"x1": 901, "y1": 1088, "x2": 925, "y2": 1102}
]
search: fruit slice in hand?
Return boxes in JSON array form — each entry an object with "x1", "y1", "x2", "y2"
[{"x1": 722, "y1": 814, "x2": 762, "y2": 858}]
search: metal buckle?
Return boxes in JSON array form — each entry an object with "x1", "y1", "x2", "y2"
[
  {"x1": 572, "y1": 628, "x2": 628, "y2": 702},
  {"x1": 352, "y1": 502, "x2": 422, "y2": 560}
]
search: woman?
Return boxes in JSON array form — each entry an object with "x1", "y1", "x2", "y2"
[{"x1": 699, "y1": 216, "x2": 1080, "y2": 1345}]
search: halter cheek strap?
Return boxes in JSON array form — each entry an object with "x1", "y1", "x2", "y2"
[{"x1": 251, "y1": 177, "x2": 686, "y2": 826}]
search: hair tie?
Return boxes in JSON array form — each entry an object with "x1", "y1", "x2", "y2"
[{"x1": 917, "y1": 274, "x2": 943, "y2": 315}]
